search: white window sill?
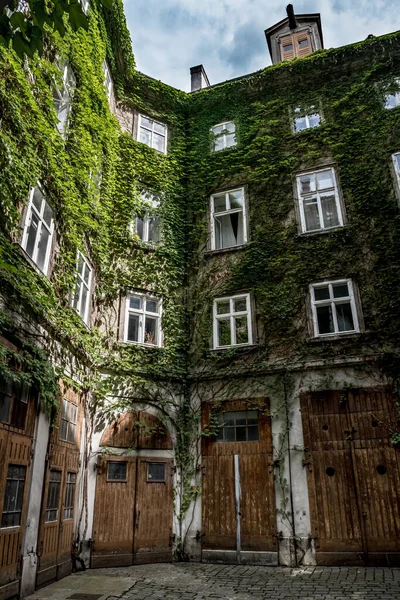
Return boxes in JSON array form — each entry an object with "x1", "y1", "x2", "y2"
[
  {"x1": 209, "y1": 344, "x2": 257, "y2": 354},
  {"x1": 205, "y1": 244, "x2": 247, "y2": 257},
  {"x1": 121, "y1": 341, "x2": 163, "y2": 349},
  {"x1": 298, "y1": 224, "x2": 347, "y2": 237},
  {"x1": 212, "y1": 145, "x2": 237, "y2": 154},
  {"x1": 308, "y1": 331, "x2": 361, "y2": 343}
]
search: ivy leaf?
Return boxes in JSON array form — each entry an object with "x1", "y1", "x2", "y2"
[
  {"x1": 52, "y1": 11, "x2": 66, "y2": 38},
  {"x1": 30, "y1": 25, "x2": 43, "y2": 56},
  {"x1": 10, "y1": 11, "x2": 27, "y2": 33},
  {"x1": 12, "y1": 31, "x2": 34, "y2": 59},
  {"x1": 32, "y1": 5, "x2": 52, "y2": 29},
  {"x1": 100, "y1": 0, "x2": 114, "y2": 9},
  {"x1": 68, "y1": 1, "x2": 88, "y2": 32}
]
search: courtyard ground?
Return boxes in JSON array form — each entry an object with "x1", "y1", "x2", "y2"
[{"x1": 26, "y1": 563, "x2": 400, "y2": 600}]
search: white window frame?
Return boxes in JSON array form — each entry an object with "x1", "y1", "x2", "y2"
[
  {"x1": 102, "y1": 60, "x2": 115, "y2": 108},
  {"x1": 296, "y1": 167, "x2": 343, "y2": 233},
  {"x1": 293, "y1": 106, "x2": 321, "y2": 133},
  {"x1": 79, "y1": 0, "x2": 90, "y2": 14},
  {"x1": 137, "y1": 114, "x2": 168, "y2": 155},
  {"x1": 130, "y1": 191, "x2": 161, "y2": 243},
  {"x1": 213, "y1": 293, "x2": 253, "y2": 349},
  {"x1": 310, "y1": 279, "x2": 360, "y2": 338},
  {"x1": 210, "y1": 187, "x2": 247, "y2": 250},
  {"x1": 71, "y1": 251, "x2": 92, "y2": 325},
  {"x1": 21, "y1": 187, "x2": 55, "y2": 276},
  {"x1": 124, "y1": 293, "x2": 162, "y2": 347},
  {"x1": 53, "y1": 61, "x2": 76, "y2": 137},
  {"x1": 211, "y1": 121, "x2": 236, "y2": 152},
  {"x1": 392, "y1": 152, "x2": 400, "y2": 192},
  {"x1": 384, "y1": 78, "x2": 400, "y2": 110}
]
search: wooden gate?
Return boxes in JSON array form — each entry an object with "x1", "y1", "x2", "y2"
[
  {"x1": 0, "y1": 372, "x2": 37, "y2": 600},
  {"x1": 36, "y1": 385, "x2": 82, "y2": 588},
  {"x1": 91, "y1": 411, "x2": 174, "y2": 568},
  {"x1": 201, "y1": 399, "x2": 277, "y2": 564},
  {"x1": 301, "y1": 388, "x2": 400, "y2": 566}
]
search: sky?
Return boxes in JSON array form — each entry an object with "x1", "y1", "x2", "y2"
[{"x1": 122, "y1": 0, "x2": 400, "y2": 92}]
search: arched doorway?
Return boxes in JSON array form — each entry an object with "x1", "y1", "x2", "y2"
[{"x1": 91, "y1": 411, "x2": 174, "y2": 567}]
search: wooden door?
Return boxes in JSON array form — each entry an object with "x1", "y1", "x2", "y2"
[
  {"x1": 301, "y1": 388, "x2": 400, "y2": 566},
  {"x1": 36, "y1": 385, "x2": 82, "y2": 588},
  {"x1": 0, "y1": 374, "x2": 37, "y2": 600},
  {"x1": 202, "y1": 399, "x2": 277, "y2": 561}
]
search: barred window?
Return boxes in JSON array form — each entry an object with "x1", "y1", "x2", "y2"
[{"x1": 216, "y1": 411, "x2": 259, "y2": 442}]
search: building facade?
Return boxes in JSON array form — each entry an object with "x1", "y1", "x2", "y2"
[{"x1": 1, "y1": 2, "x2": 400, "y2": 598}]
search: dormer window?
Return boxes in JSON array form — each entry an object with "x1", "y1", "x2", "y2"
[
  {"x1": 293, "y1": 106, "x2": 321, "y2": 133},
  {"x1": 137, "y1": 115, "x2": 167, "y2": 154},
  {"x1": 211, "y1": 122, "x2": 236, "y2": 151},
  {"x1": 280, "y1": 30, "x2": 312, "y2": 61}
]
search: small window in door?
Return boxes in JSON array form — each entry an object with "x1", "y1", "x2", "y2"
[
  {"x1": 1, "y1": 465, "x2": 26, "y2": 528},
  {"x1": 45, "y1": 470, "x2": 61, "y2": 522},
  {"x1": 147, "y1": 462, "x2": 166, "y2": 482},
  {"x1": 107, "y1": 462, "x2": 127, "y2": 481},
  {"x1": 216, "y1": 410, "x2": 259, "y2": 442}
]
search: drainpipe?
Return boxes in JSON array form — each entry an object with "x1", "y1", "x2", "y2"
[{"x1": 283, "y1": 371, "x2": 298, "y2": 567}]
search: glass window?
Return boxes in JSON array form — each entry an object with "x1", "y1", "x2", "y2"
[
  {"x1": 53, "y1": 62, "x2": 76, "y2": 137},
  {"x1": 59, "y1": 399, "x2": 78, "y2": 443},
  {"x1": 293, "y1": 106, "x2": 321, "y2": 133},
  {"x1": 64, "y1": 472, "x2": 76, "y2": 519},
  {"x1": 138, "y1": 115, "x2": 167, "y2": 154},
  {"x1": 0, "y1": 377, "x2": 13, "y2": 423},
  {"x1": 107, "y1": 462, "x2": 127, "y2": 481},
  {"x1": 310, "y1": 279, "x2": 360, "y2": 337},
  {"x1": 392, "y1": 153, "x2": 400, "y2": 192},
  {"x1": 384, "y1": 79, "x2": 400, "y2": 110},
  {"x1": 72, "y1": 251, "x2": 92, "y2": 324},
  {"x1": 125, "y1": 293, "x2": 162, "y2": 346},
  {"x1": 10, "y1": 379, "x2": 29, "y2": 429},
  {"x1": 210, "y1": 188, "x2": 247, "y2": 250},
  {"x1": 102, "y1": 60, "x2": 114, "y2": 108},
  {"x1": 21, "y1": 187, "x2": 54, "y2": 275},
  {"x1": 45, "y1": 470, "x2": 61, "y2": 522},
  {"x1": 211, "y1": 121, "x2": 236, "y2": 152},
  {"x1": 131, "y1": 191, "x2": 161, "y2": 243},
  {"x1": 213, "y1": 294, "x2": 252, "y2": 349},
  {"x1": 296, "y1": 167, "x2": 343, "y2": 233},
  {"x1": 216, "y1": 410, "x2": 259, "y2": 442},
  {"x1": 1, "y1": 465, "x2": 26, "y2": 528},
  {"x1": 147, "y1": 463, "x2": 166, "y2": 482}
]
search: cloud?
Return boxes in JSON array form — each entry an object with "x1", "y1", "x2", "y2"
[{"x1": 122, "y1": 0, "x2": 400, "y2": 91}]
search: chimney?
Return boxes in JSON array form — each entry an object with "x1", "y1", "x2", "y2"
[
  {"x1": 286, "y1": 4, "x2": 297, "y2": 30},
  {"x1": 190, "y1": 65, "x2": 210, "y2": 92}
]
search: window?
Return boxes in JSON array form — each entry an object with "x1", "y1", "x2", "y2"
[
  {"x1": 102, "y1": 60, "x2": 114, "y2": 108},
  {"x1": 79, "y1": 0, "x2": 90, "y2": 14},
  {"x1": 59, "y1": 399, "x2": 78, "y2": 443},
  {"x1": 0, "y1": 377, "x2": 29, "y2": 429},
  {"x1": 21, "y1": 187, "x2": 55, "y2": 275},
  {"x1": 137, "y1": 115, "x2": 167, "y2": 154},
  {"x1": 131, "y1": 191, "x2": 161, "y2": 243},
  {"x1": 210, "y1": 188, "x2": 247, "y2": 250},
  {"x1": 147, "y1": 463, "x2": 166, "y2": 482},
  {"x1": 384, "y1": 79, "x2": 400, "y2": 109},
  {"x1": 64, "y1": 472, "x2": 76, "y2": 519},
  {"x1": 72, "y1": 251, "x2": 92, "y2": 324},
  {"x1": 53, "y1": 62, "x2": 76, "y2": 137},
  {"x1": 1, "y1": 465, "x2": 26, "y2": 528},
  {"x1": 216, "y1": 410, "x2": 259, "y2": 442},
  {"x1": 211, "y1": 121, "x2": 236, "y2": 151},
  {"x1": 45, "y1": 470, "x2": 61, "y2": 522},
  {"x1": 107, "y1": 462, "x2": 127, "y2": 481},
  {"x1": 125, "y1": 293, "x2": 162, "y2": 346},
  {"x1": 280, "y1": 31, "x2": 312, "y2": 60},
  {"x1": 293, "y1": 106, "x2": 321, "y2": 133},
  {"x1": 392, "y1": 153, "x2": 400, "y2": 191},
  {"x1": 310, "y1": 279, "x2": 360, "y2": 337},
  {"x1": 213, "y1": 294, "x2": 252, "y2": 349},
  {"x1": 296, "y1": 167, "x2": 343, "y2": 233}
]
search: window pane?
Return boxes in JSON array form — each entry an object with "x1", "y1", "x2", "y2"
[
  {"x1": 148, "y1": 463, "x2": 165, "y2": 481},
  {"x1": 224, "y1": 427, "x2": 235, "y2": 441},
  {"x1": 225, "y1": 132, "x2": 236, "y2": 147},
  {"x1": 236, "y1": 413, "x2": 246, "y2": 426},
  {"x1": 236, "y1": 426, "x2": 246, "y2": 442},
  {"x1": 385, "y1": 94, "x2": 397, "y2": 109},
  {"x1": 303, "y1": 197, "x2": 320, "y2": 231},
  {"x1": 107, "y1": 462, "x2": 127, "y2": 481},
  {"x1": 140, "y1": 116, "x2": 152, "y2": 129},
  {"x1": 294, "y1": 117, "x2": 307, "y2": 132},
  {"x1": 223, "y1": 413, "x2": 235, "y2": 426},
  {"x1": 0, "y1": 378, "x2": 13, "y2": 423},
  {"x1": 228, "y1": 190, "x2": 243, "y2": 209},
  {"x1": 136, "y1": 217, "x2": 144, "y2": 239},
  {"x1": 129, "y1": 296, "x2": 142, "y2": 310},
  {"x1": 79, "y1": 284, "x2": 88, "y2": 319},
  {"x1": 314, "y1": 286, "x2": 330, "y2": 301},
  {"x1": 146, "y1": 299, "x2": 158, "y2": 313},
  {"x1": 247, "y1": 425, "x2": 259, "y2": 441},
  {"x1": 321, "y1": 194, "x2": 340, "y2": 228},
  {"x1": 317, "y1": 170, "x2": 334, "y2": 190},
  {"x1": 316, "y1": 305, "x2": 334, "y2": 334},
  {"x1": 213, "y1": 136, "x2": 224, "y2": 151},
  {"x1": 214, "y1": 212, "x2": 243, "y2": 249},
  {"x1": 153, "y1": 121, "x2": 166, "y2": 135},
  {"x1": 127, "y1": 314, "x2": 140, "y2": 342},
  {"x1": 216, "y1": 300, "x2": 230, "y2": 315},
  {"x1": 148, "y1": 215, "x2": 160, "y2": 242},
  {"x1": 336, "y1": 302, "x2": 355, "y2": 332},
  {"x1": 233, "y1": 297, "x2": 247, "y2": 312},
  {"x1": 234, "y1": 315, "x2": 249, "y2": 344},
  {"x1": 218, "y1": 318, "x2": 231, "y2": 346},
  {"x1": 332, "y1": 283, "x2": 349, "y2": 298},
  {"x1": 144, "y1": 316, "x2": 157, "y2": 345},
  {"x1": 32, "y1": 188, "x2": 43, "y2": 212},
  {"x1": 1, "y1": 465, "x2": 26, "y2": 528},
  {"x1": 395, "y1": 154, "x2": 400, "y2": 171},
  {"x1": 67, "y1": 421, "x2": 76, "y2": 444},
  {"x1": 298, "y1": 39, "x2": 308, "y2": 48},
  {"x1": 25, "y1": 212, "x2": 39, "y2": 258},
  {"x1": 246, "y1": 411, "x2": 259, "y2": 425},
  {"x1": 300, "y1": 175, "x2": 316, "y2": 194},
  {"x1": 36, "y1": 226, "x2": 50, "y2": 272},
  {"x1": 212, "y1": 124, "x2": 223, "y2": 136},
  {"x1": 152, "y1": 133, "x2": 165, "y2": 153},
  {"x1": 283, "y1": 43, "x2": 293, "y2": 52},
  {"x1": 83, "y1": 263, "x2": 91, "y2": 285},
  {"x1": 308, "y1": 113, "x2": 321, "y2": 128},
  {"x1": 213, "y1": 194, "x2": 226, "y2": 213},
  {"x1": 139, "y1": 128, "x2": 152, "y2": 146},
  {"x1": 43, "y1": 201, "x2": 53, "y2": 227}
]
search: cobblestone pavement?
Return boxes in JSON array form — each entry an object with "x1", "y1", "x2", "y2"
[{"x1": 26, "y1": 563, "x2": 400, "y2": 600}]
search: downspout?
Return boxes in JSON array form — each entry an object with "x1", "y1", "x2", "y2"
[{"x1": 283, "y1": 371, "x2": 298, "y2": 566}]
